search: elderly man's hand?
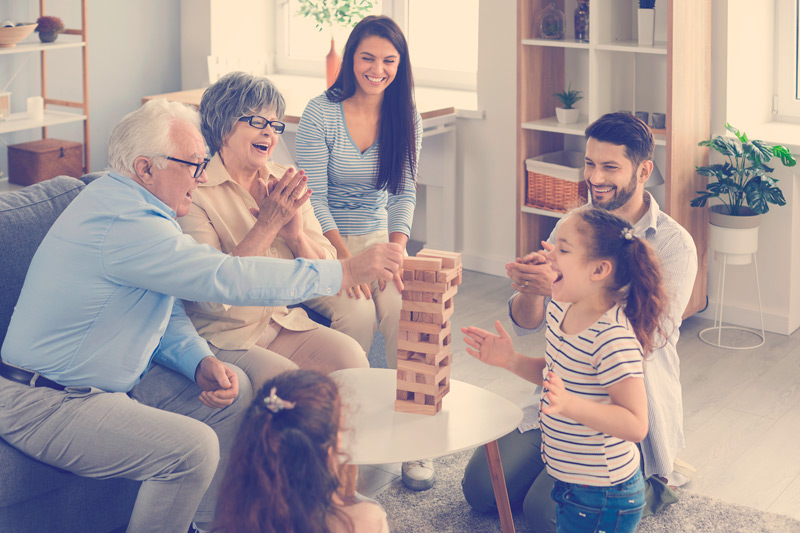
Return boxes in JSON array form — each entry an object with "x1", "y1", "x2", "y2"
[
  {"x1": 252, "y1": 167, "x2": 310, "y2": 232},
  {"x1": 506, "y1": 241, "x2": 557, "y2": 296},
  {"x1": 340, "y1": 242, "x2": 403, "y2": 292},
  {"x1": 195, "y1": 356, "x2": 239, "y2": 408}
]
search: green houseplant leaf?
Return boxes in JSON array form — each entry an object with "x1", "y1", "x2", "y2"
[
  {"x1": 296, "y1": 0, "x2": 375, "y2": 32},
  {"x1": 552, "y1": 83, "x2": 583, "y2": 109},
  {"x1": 694, "y1": 125, "x2": 796, "y2": 215}
]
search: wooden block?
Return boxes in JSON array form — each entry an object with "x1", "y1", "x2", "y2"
[
  {"x1": 417, "y1": 249, "x2": 462, "y2": 269},
  {"x1": 399, "y1": 320, "x2": 446, "y2": 335},
  {"x1": 396, "y1": 389, "x2": 411, "y2": 401},
  {"x1": 401, "y1": 300, "x2": 447, "y2": 314},
  {"x1": 394, "y1": 398, "x2": 441, "y2": 416},
  {"x1": 424, "y1": 347, "x2": 452, "y2": 366},
  {"x1": 403, "y1": 279, "x2": 449, "y2": 292},
  {"x1": 423, "y1": 271, "x2": 436, "y2": 283},
  {"x1": 401, "y1": 310, "x2": 412, "y2": 321},
  {"x1": 403, "y1": 270, "x2": 414, "y2": 281},
  {"x1": 398, "y1": 338, "x2": 442, "y2": 354},
  {"x1": 403, "y1": 257, "x2": 442, "y2": 271}
]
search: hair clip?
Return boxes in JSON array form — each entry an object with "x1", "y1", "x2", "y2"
[
  {"x1": 620, "y1": 227, "x2": 635, "y2": 242},
  {"x1": 263, "y1": 387, "x2": 296, "y2": 413}
]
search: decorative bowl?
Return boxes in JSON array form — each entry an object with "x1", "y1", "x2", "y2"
[{"x1": 0, "y1": 24, "x2": 37, "y2": 48}]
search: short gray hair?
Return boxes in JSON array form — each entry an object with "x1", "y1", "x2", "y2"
[
  {"x1": 108, "y1": 99, "x2": 201, "y2": 177},
  {"x1": 200, "y1": 72, "x2": 286, "y2": 156}
]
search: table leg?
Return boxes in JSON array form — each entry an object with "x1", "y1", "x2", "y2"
[
  {"x1": 342, "y1": 464, "x2": 358, "y2": 500},
  {"x1": 485, "y1": 440, "x2": 515, "y2": 533}
]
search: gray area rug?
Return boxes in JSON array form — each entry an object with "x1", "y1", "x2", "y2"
[{"x1": 375, "y1": 450, "x2": 800, "y2": 532}]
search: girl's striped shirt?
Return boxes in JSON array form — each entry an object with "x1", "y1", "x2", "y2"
[{"x1": 540, "y1": 300, "x2": 644, "y2": 486}]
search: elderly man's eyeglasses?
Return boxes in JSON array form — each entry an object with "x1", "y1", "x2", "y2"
[
  {"x1": 164, "y1": 156, "x2": 210, "y2": 179},
  {"x1": 238, "y1": 115, "x2": 286, "y2": 134}
]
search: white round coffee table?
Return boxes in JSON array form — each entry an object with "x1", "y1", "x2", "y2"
[{"x1": 331, "y1": 367, "x2": 523, "y2": 533}]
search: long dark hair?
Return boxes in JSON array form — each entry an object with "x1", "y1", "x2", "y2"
[
  {"x1": 326, "y1": 15, "x2": 417, "y2": 195},
  {"x1": 574, "y1": 208, "x2": 668, "y2": 353},
  {"x1": 213, "y1": 370, "x2": 351, "y2": 533}
]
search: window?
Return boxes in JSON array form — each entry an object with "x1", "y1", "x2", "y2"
[
  {"x1": 274, "y1": 0, "x2": 478, "y2": 91},
  {"x1": 775, "y1": 0, "x2": 800, "y2": 118}
]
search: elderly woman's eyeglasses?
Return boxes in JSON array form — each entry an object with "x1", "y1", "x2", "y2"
[
  {"x1": 238, "y1": 115, "x2": 286, "y2": 134},
  {"x1": 163, "y1": 156, "x2": 211, "y2": 179}
]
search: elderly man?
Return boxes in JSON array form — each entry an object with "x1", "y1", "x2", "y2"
[
  {"x1": 0, "y1": 99, "x2": 402, "y2": 533},
  {"x1": 461, "y1": 112, "x2": 698, "y2": 532}
]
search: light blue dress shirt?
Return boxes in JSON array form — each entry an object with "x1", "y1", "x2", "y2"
[{"x1": 0, "y1": 172, "x2": 342, "y2": 393}]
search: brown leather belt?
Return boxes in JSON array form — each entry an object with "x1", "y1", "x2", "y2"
[{"x1": 0, "y1": 360, "x2": 65, "y2": 391}]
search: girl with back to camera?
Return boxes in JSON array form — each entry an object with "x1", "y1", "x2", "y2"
[
  {"x1": 297, "y1": 15, "x2": 429, "y2": 490},
  {"x1": 213, "y1": 369, "x2": 389, "y2": 533},
  {"x1": 462, "y1": 207, "x2": 667, "y2": 533}
]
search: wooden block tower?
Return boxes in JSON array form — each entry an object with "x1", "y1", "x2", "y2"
[{"x1": 395, "y1": 249, "x2": 463, "y2": 415}]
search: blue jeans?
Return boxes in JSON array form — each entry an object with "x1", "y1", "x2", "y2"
[{"x1": 551, "y1": 470, "x2": 645, "y2": 533}]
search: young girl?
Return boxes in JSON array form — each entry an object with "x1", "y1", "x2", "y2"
[
  {"x1": 462, "y1": 207, "x2": 667, "y2": 533},
  {"x1": 213, "y1": 370, "x2": 389, "y2": 533}
]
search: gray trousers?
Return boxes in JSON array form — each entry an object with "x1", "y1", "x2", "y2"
[
  {"x1": 461, "y1": 428, "x2": 678, "y2": 532},
  {"x1": 0, "y1": 363, "x2": 252, "y2": 533}
]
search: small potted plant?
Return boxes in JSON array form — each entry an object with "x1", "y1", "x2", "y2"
[
  {"x1": 296, "y1": 0, "x2": 374, "y2": 87},
  {"x1": 553, "y1": 83, "x2": 583, "y2": 124},
  {"x1": 692, "y1": 123, "x2": 796, "y2": 262},
  {"x1": 35, "y1": 15, "x2": 64, "y2": 43}
]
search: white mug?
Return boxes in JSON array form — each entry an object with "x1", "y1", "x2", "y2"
[{"x1": 27, "y1": 96, "x2": 44, "y2": 121}]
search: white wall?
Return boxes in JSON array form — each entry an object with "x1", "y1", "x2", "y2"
[
  {"x1": 702, "y1": 0, "x2": 800, "y2": 335},
  {"x1": 0, "y1": 0, "x2": 182, "y2": 174},
  {"x1": 457, "y1": 0, "x2": 517, "y2": 276}
]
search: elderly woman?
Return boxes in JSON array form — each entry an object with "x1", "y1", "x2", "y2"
[{"x1": 178, "y1": 71, "x2": 368, "y2": 391}]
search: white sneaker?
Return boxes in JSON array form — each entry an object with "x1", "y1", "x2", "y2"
[
  {"x1": 672, "y1": 457, "x2": 697, "y2": 479},
  {"x1": 402, "y1": 458, "x2": 435, "y2": 491}
]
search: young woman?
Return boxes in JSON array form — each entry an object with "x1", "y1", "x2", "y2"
[
  {"x1": 462, "y1": 207, "x2": 668, "y2": 533},
  {"x1": 296, "y1": 16, "x2": 429, "y2": 490},
  {"x1": 214, "y1": 370, "x2": 389, "y2": 533}
]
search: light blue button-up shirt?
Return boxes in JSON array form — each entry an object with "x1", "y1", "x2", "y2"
[{"x1": 1, "y1": 172, "x2": 342, "y2": 393}]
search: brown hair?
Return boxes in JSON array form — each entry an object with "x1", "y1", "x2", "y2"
[
  {"x1": 213, "y1": 370, "x2": 351, "y2": 533},
  {"x1": 574, "y1": 207, "x2": 668, "y2": 353}
]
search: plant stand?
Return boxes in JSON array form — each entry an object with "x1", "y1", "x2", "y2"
[{"x1": 699, "y1": 250, "x2": 765, "y2": 350}]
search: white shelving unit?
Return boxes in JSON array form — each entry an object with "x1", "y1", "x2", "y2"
[
  {"x1": 0, "y1": 1, "x2": 89, "y2": 178},
  {"x1": 516, "y1": 0, "x2": 711, "y2": 316}
]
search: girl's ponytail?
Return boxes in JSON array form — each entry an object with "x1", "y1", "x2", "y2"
[{"x1": 576, "y1": 208, "x2": 668, "y2": 353}]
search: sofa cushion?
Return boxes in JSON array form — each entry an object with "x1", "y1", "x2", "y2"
[{"x1": 0, "y1": 176, "x2": 84, "y2": 348}]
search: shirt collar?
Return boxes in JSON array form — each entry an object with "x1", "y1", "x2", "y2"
[
  {"x1": 107, "y1": 170, "x2": 176, "y2": 218},
  {"x1": 632, "y1": 191, "x2": 659, "y2": 237},
  {"x1": 201, "y1": 154, "x2": 284, "y2": 188}
]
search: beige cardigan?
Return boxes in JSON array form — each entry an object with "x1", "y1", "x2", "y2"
[{"x1": 178, "y1": 155, "x2": 336, "y2": 351}]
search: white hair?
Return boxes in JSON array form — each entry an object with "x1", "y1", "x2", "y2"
[{"x1": 108, "y1": 99, "x2": 202, "y2": 177}]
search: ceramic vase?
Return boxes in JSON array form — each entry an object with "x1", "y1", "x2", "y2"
[
  {"x1": 326, "y1": 38, "x2": 341, "y2": 88},
  {"x1": 38, "y1": 31, "x2": 58, "y2": 43},
  {"x1": 708, "y1": 205, "x2": 761, "y2": 265},
  {"x1": 555, "y1": 107, "x2": 579, "y2": 124},
  {"x1": 637, "y1": 8, "x2": 654, "y2": 46}
]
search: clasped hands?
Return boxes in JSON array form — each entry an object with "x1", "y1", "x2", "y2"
[
  {"x1": 506, "y1": 241, "x2": 558, "y2": 296},
  {"x1": 249, "y1": 166, "x2": 310, "y2": 241}
]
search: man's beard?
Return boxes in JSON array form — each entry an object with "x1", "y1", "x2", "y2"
[{"x1": 591, "y1": 170, "x2": 638, "y2": 212}]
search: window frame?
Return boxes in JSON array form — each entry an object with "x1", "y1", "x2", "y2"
[
  {"x1": 775, "y1": 0, "x2": 800, "y2": 118},
  {"x1": 272, "y1": 0, "x2": 476, "y2": 91}
]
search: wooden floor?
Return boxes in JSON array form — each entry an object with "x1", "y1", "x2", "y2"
[{"x1": 357, "y1": 269, "x2": 800, "y2": 522}]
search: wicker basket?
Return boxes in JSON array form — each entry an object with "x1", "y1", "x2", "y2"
[{"x1": 525, "y1": 150, "x2": 588, "y2": 213}]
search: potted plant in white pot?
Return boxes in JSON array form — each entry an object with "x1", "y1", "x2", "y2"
[
  {"x1": 553, "y1": 84, "x2": 582, "y2": 124},
  {"x1": 296, "y1": 0, "x2": 374, "y2": 88},
  {"x1": 691, "y1": 123, "x2": 796, "y2": 264},
  {"x1": 638, "y1": 0, "x2": 655, "y2": 46}
]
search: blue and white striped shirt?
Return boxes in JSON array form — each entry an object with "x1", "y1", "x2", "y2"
[
  {"x1": 510, "y1": 192, "x2": 698, "y2": 479},
  {"x1": 296, "y1": 94, "x2": 422, "y2": 237}
]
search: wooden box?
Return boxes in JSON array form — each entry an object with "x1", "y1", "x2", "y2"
[{"x1": 8, "y1": 139, "x2": 83, "y2": 186}]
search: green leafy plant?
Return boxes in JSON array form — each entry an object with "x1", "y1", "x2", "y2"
[
  {"x1": 639, "y1": 0, "x2": 656, "y2": 8},
  {"x1": 35, "y1": 16, "x2": 64, "y2": 34},
  {"x1": 296, "y1": 0, "x2": 374, "y2": 33},
  {"x1": 553, "y1": 83, "x2": 583, "y2": 109},
  {"x1": 691, "y1": 123, "x2": 797, "y2": 215}
]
